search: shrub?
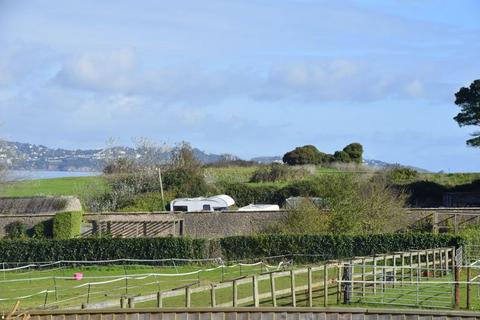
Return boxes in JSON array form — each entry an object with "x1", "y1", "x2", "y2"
[
  {"x1": 222, "y1": 183, "x2": 284, "y2": 207},
  {"x1": 32, "y1": 220, "x2": 53, "y2": 239},
  {"x1": 387, "y1": 166, "x2": 419, "y2": 183},
  {"x1": 250, "y1": 164, "x2": 311, "y2": 183},
  {"x1": 4, "y1": 221, "x2": 28, "y2": 239},
  {"x1": 53, "y1": 211, "x2": 83, "y2": 239}
]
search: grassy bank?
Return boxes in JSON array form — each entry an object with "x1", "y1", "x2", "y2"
[{"x1": 0, "y1": 176, "x2": 106, "y2": 197}]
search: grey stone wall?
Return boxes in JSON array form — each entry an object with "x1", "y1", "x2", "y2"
[
  {"x1": 179, "y1": 211, "x2": 286, "y2": 238},
  {"x1": 0, "y1": 196, "x2": 82, "y2": 214},
  {"x1": 0, "y1": 211, "x2": 286, "y2": 238}
]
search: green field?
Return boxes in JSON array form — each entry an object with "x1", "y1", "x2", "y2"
[
  {"x1": 3, "y1": 261, "x2": 479, "y2": 312},
  {"x1": 0, "y1": 176, "x2": 106, "y2": 198},
  {"x1": 0, "y1": 262, "x2": 326, "y2": 311}
]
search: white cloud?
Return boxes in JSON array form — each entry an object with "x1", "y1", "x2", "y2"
[
  {"x1": 404, "y1": 79, "x2": 425, "y2": 98},
  {"x1": 53, "y1": 50, "x2": 449, "y2": 104}
]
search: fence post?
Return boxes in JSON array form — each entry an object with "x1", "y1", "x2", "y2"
[
  {"x1": 86, "y1": 284, "x2": 91, "y2": 304},
  {"x1": 308, "y1": 267, "x2": 313, "y2": 307},
  {"x1": 361, "y1": 258, "x2": 366, "y2": 296},
  {"x1": 336, "y1": 263, "x2": 342, "y2": 304},
  {"x1": 425, "y1": 250, "x2": 430, "y2": 279},
  {"x1": 270, "y1": 272, "x2": 277, "y2": 307},
  {"x1": 185, "y1": 286, "x2": 191, "y2": 307},
  {"x1": 417, "y1": 251, "x2": 421, "y2": 279},
  {"x1": 409, "y1": 252, "x2": 414, "y2": 284},
  {"x1": 156, "y1": 292, "x2": 163, "y2": 308},
  {"x1": 323, "y1": 264, "x2": 328, "y2": 307},
  {"x1": 400, "y1": 253, "x2": 405, "y2": 286},
  {"x1": 433, "y1": 249, "x2": 437, "y2": 277},
  {"x1": 127, "y1": 297, "x2": 135, "y2": 309},
  {"x1": 120, "y1": 296, "x2": 127, "y2": 309},
  {"x1": 233, "y1": 279, "x2": 238, "y2": 307},
  {"x1": 342, "y1": 264, "x2": 352, "y2": 304},
  {"x1": 392, "y1": 254, "x2": 397, "y2": 288},
  {"x1": 467, "y1": 266, "x2": 472, "y2": 310},
  {"x1": 439, "y1": 249, "x2": 444, "y2": 276},
  {"x1": 454, "y1": 264, "x2": 460, "y2": 309},
  {"x1": 210, "y1": 284, "x2": 216, "y2": 307},
  {"x1": 373, "y1": 256, "x2": 377, "y2": 294},
  {"x1": 290, "y1": 269, "x2": 296, "y2": 307},
  {"x1": 253, "y1": 275, "x2": 259, "y2": 307}
]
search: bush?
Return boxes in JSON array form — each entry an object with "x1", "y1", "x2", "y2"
[
  {"x1": 222, "y1": 183, "x2": 284, "y2": 207},
  {"x1": 4, "y1": 221, "x2": 28, "y2": 239},
  {"x1": 387, "y1": 166, "x2": 419, "y2": 183},
  {"x1": 250, "y1": 164, "x2": 311, "y2": 183},
  {"x1": 0, "y1": 233, "x2": 463, "y2": 262},
  {"x1": 32, "y1": 220, "x2": 53, "y2": 239},
  {"x1": 53, "y1": 211, "x2": 83, "y2": 239}
]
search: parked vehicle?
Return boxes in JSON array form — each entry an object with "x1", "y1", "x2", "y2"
[
  {"x1": 238, "y1": 204, "x2": 280, "y2": 211},
  {"x1": 170, "y1": 194, "x2": 235, "y2": 212}
]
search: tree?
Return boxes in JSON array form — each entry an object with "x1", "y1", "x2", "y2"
[
  {"x1": 454, "y1": 80, "x2": 480, "y2": 147},
  {"x1": 342, "y1": 143, "x2": 363, "y2": 163},
  {"x1": 282, "y1": 145, "x2": 327, "y2": 165},
  {"x1": 333, "y1": 150, "x2": 351, "y2": 163}
]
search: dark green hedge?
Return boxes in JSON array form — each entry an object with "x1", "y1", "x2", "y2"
[
  {"x1": 0, "y1": 233, "x2": 464, "y2": 263},
  {"x1": 218, "y1": 233, "x2": 465, "y2": 261},
  {"x1": 0, "y1": 237, "x2": 208, "y2": 262},
  {"x1": 53, "y1": 211, "x2": 83, "y2": 239}
]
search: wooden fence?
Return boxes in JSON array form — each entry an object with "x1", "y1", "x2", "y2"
[
  {"x1": 82, "y1": 248, "x2": 455, "y2": 310},
  {"x1": 407, "y1": 208, "x2": 480, "y2": 233}
]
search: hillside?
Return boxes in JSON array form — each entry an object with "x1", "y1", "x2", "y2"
[{"x1": 0, "y1": 141, "x2": 227, "y2": 171}]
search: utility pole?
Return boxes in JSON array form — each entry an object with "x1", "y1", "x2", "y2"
[{"x1": 157, "y1": 167, "x2": 165, "y2": 210}]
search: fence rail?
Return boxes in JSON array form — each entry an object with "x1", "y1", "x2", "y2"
[
  {"x1": 18, "y1": 307, "x2": 480, "y2": 320},
  {"x1": 82, "y1": 248, "x2": 458, "y2": 310}
]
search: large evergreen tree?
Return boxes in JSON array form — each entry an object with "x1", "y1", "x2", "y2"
[{"x1": 454, "y1": 80, "x2": 480, "y2": 147}]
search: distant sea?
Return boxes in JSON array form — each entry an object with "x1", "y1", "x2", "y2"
[{"x1": 5, "y1": 170, "x2": 101, "y2": 181}]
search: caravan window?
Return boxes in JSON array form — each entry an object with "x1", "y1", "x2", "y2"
[
  {"x1": 173, "y1": 205, "x2": 188, "y2": 212},
  {"x1": 202, "y1": 204, "x2": 211, "y2": 211}
]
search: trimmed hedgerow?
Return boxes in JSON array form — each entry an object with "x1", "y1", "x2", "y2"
[
  {"x1": 217, "y1": 233, "x2": 465, "y2": 262},
  {"x1": 0, "y1": 237, "x2": 208, "y2": 262},
  {"x1": 0, "y1": 233, "x2": 464, "y2": 263},
  {"x1": 53, "y1": 211, "x2": 83, "y2": 239}
]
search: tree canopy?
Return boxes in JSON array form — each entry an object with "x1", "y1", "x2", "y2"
[
  {"x1": 454, "y1": 79, "x2": 480, "y2": 147},
  {"x1": 283, "y1": 143, "x2": 363, "y2": 166}
]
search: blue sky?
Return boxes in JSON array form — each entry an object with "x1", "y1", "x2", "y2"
[{"x1": 0, "y1": 0, "x2": 479, "y2": 172}]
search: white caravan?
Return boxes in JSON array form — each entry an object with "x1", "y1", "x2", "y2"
[
  {"x1": 238, "y1": 204, "x2": 280, "y2": 211},
  {"x1": 170, "y1": 194, "x2": 235, "y2": 212}
]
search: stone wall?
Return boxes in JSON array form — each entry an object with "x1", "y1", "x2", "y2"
[
  {"x1": 179, "y1": 211, "x2": 286, "y2": 238},
  {"x1": 0, "y1": 211, "x2": 286, "y2": 238},
  {"x1": 0, "y1": 196, "x2": 82, "y2": 214}
]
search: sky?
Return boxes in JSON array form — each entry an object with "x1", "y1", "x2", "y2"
[{"x1": 0, "y1": 0, "x2": 479, "y2": 172}]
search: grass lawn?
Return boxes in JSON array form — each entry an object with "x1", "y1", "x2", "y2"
[
  {"x1": 0, "y1": 176, "x2": 106, "y2": 198},
  {"x1": 0, "y1": 263, "x2": 317, "y2": 311}
]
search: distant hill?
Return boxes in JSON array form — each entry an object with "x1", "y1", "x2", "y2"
[
  {"x1": 0, "y1": 141, "x2": 226, "y2": 172},
  {"x1": 0, "y1": 140, "x2": 429, "y2": 172}
]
